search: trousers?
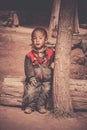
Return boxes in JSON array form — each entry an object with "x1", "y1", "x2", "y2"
[{"x1": 22, "y1": 81, "x2": 51, "y2": 110}]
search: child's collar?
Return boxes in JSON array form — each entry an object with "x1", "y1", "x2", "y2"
[{"x1": 32, "y1": 46, "x2": 47, "y2": 53}]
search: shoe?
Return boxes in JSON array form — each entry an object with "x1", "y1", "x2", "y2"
[
  {"x1": 24, "y1": 107, "x2": 33, "y2": 114},
  {"x1": 38, "y1": 107, "x2": 47, "y2": 114}
]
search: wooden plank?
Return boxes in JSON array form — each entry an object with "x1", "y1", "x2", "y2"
[
  {"x1": 4, "y1": 76, "x2": 24, "y2": 87},
  {"x1": 1, "y1": 91, "x2": 23, "y2": 98},
  {"x1": 0, "y1": 97, "x2": 22, "y2": 106},
  {"x1": 70, "y1": 79, "x2": 87, "y2": 91},
  {"x1": 0, "y1": 76, "x2": 24, "y2": 107},
  {"x1": 72, "y1": 96, "x2": 87, "y2": 102},
  {"x1": 70, "y1": 90, "x2": 87, "y2": 97},
  {"x1": 2, "y1": 85, "x2": 24, "y2": 94},
  {"x1": 70, "y1": 79, "x2": 87, "y2": 110},
  {"x1": 72, "y1": 101, "x2": 87, "y2": 110},
  {"x1": 0, "y1": 77, "x2": 87, "y2": 110}
]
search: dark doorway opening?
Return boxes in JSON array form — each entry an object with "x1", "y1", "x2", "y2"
[
  {"x1": 0, "y1": 0, "x2": 87, "y2": 27},
  {"x1": 0, "y1": 0, "x2": 54, "y2": 26}
]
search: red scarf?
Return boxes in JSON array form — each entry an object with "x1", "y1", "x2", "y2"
[{"x1": 27, "y1": 48, "x2": 54, "y2": 66}]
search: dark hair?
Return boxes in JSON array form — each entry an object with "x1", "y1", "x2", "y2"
[{"x1": 31, "y1": 27, "x2": 48, "y2": 39}]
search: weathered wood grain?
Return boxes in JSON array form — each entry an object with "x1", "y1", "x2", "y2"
[{"x1": 0, "y1": 77, "x2": 87, "y2": 110}]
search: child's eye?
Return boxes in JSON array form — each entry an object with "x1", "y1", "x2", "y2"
[
  {"x1": 33, "y1": 37, "x2": 36, "y2": 40},
  {"x1": 39, "y1": 37, "x2": 43, "y2": 39}
]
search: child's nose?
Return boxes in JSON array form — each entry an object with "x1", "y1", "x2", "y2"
[{"x1": 36, "y1": 38, "x2": 39, "y2": 42}]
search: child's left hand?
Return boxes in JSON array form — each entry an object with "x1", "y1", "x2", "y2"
[{"x1": 51, "y1": 62, "x2": 54, "y2": 69}]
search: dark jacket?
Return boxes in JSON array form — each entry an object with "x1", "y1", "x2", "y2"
[{"x1": 24, "y1": 47, "x2": 54, "y2": 83}]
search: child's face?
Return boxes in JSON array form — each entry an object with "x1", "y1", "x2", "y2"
[{"x1": 32, "y1": 31, "x2": 47, "y2": 49}]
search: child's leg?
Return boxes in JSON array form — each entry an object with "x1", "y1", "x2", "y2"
[
  {"x1": 23, "y1": 84, "x2": 37, "y2": 114},
  {"x1": 37, "y1": 82, "x2": 51, "y2": 113},
  {"x1": 22, "y1": 84, "x2": 29, "y2": 110},
  {"x1": 23, "y1": 83, "x2": 41, "y2": 111}
]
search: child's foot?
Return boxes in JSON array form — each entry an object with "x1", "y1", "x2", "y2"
[
  {"x1": 38, "y1": 107, "x2": 47, "y2": 114},
  {"x1": 24, "y1": 107, "x2": 33, "y2": 114}
]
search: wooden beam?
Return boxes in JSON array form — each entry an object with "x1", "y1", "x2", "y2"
[{"x1": 0, "y1": 77, "x2": 87, "y2": 110}]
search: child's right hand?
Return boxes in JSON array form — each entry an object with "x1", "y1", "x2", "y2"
[{"x1": 30, "y1": 77, "x2": 37, "y2": 86}]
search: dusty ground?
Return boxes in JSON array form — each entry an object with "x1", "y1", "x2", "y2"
[
  {"x1": 0, "y1": 106, "x2": 87, "y2": 130},
  {"x1": 0, "y1": 25, "x2": 87, "y2": 130}
]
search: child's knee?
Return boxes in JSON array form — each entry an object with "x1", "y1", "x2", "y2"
[
  {"x1": 43, "y1": 82, "x2": 51, "y2": 93},
  {"x1": 28, "y1": 86, "x2": 36, "y2": 95}
]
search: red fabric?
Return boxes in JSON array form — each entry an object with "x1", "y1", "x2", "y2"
[
  {"x1": 26, "y1": 48, "x2": 54, "y2": 79},
  {"x1": 27, "y1": 48, "x2": 54, "y2": 66},
  {"x1": 40, "y1": 71, "x2": 43, "y2": 79}
]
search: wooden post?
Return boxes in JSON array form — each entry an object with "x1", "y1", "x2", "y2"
[
  {"x1": 53, "y1": 0, "x2": 75, "y2": 117},
  {"x1": 74, "y1": 0, "x2": 79, "y2": 34},
  {"x1": 49, "y1": 0, "x2": 61, "y2": 41}
]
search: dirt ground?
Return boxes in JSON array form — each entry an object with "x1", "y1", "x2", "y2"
[
  {"x1": 0, "y1": 26, "x2": 87, "y2": 130},
  {"x1": 0, "y1": 106, "x2": 87, "y2": 130}
]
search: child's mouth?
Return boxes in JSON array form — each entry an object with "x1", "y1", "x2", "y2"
[{"x1": 36, "y1": 43, "x2": 40, "y2": 46}]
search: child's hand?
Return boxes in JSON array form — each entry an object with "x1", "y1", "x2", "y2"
[
  {"x1": 30, "y1": 77, "x2": 37, "y2": 86},
  {"x1": 51, "y1": 62, "x2": 54, "y2": 69},
  {"x1": 31, "y1": 80, "x2": 37, "y2": 86}
]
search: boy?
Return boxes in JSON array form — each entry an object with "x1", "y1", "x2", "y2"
[{"x1": 22, "y1": 27, "x2": 54, "y2": 114}]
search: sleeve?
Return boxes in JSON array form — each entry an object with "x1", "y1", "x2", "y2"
[
  {"x1": 50, "y1": 48, "x2": 55, "y2": 69},
  {"x1": 50, "y1": 48, "x2": 55, "y2": 63},
  {"x1": 24, "y1": 55, "x2": 35, "y2": 82}
]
